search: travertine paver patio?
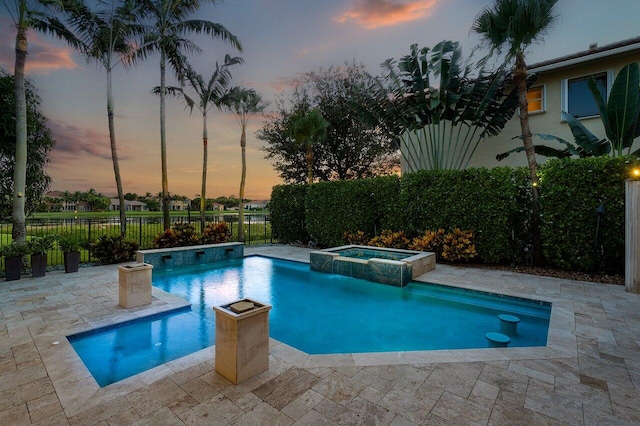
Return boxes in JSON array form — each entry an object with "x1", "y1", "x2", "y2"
[{"x1": 1, "y1": 244, "x2": 639, "y2": 425}]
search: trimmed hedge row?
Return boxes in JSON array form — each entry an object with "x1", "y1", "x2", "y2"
[{"x1": 270, "y1": 157, "x2": 638, "y2": 271}]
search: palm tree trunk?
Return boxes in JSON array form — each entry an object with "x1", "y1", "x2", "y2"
[
  {"x1": 238, "y1": 124, "x2": 246, "y2": 242},
  {"x1": 107, "y1": 67, "x2": 127, "y2": 237},
  {"x1": 160, "y1": 51, "x2": 170, "y2": 230},
  {"x1": 515, "y1": 52, "x2": 543, "y2": 265},
  {"x1": 306, "y1": 142, "x2": 313, "y2": 184},
  {"x1": 12, "y1": 25, "x2": 27, "y2": 244},
  {"x1": 200, "y1": 111, "x2": 207, "y2": 230}
]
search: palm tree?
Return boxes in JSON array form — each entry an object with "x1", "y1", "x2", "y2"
[
  {"x1": 2, "y1": 0, "x2": 80, "y2": 243},
  {"x1": 61, "y1": 0, "x2": 145, "y2": 237},
  {"x1": 472, "y1": 0, "x2": 559, "y2": 265},
  {"x1": 137, "y1": 0, "x2": 242, "y2": 230},
  {"x1": 223, "y1": 86, "x2": 268, "y2": 242},
  {"x1": 289, "y1": 109, "x2": 329, "y2": 184},
  {"x1": 156, "y1": 55, "x2": 243, "y2": 228}
]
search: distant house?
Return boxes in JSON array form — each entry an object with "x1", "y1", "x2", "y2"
[
  {"x1": 469, "y1": 36, "x2": 640, "y2": 169},
  {"x1": 245, "y1": 200, "x2": 269, "y2": 210},
  {"x1": 165, "y1": 199, "x2": 190, "y2": 211},
  {"x1": 211, "y1": 202, "x2": 225, "y2": 211},
  {"x1": 110, "y1": 199, "x2": 148, "y2": 212}
]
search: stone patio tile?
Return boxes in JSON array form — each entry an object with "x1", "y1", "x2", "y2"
[
  {"x1": 168, "y1": 361, "x2": 215, "y2": 386},
  {"x1": 377, "y1": 385, "x2": 437, "y2": 424},
  {"x1": 488, "y1": 399, "x2": 567, "y2": 425},
  {"x1": 281, "y1": 389, "x2": 324, "y2": 420},
  {"x1": 130, "y1": 406, "x2": 185, "y2": 426},
  {"x1": 68, "y1": 395, "x2": 133, "y2": 425},
  {"x1": 179, "y1": 377, "x2": 219, "y2": 403},
  {"x1": 423, "y1": 362, "x2": 483, "y2": 398},
  {"x1": 0, "y1": 403, "x2": 30, "y2": 426},
  {"x1": 468, "y1": 379, "x2": 500, "y2": 406},
  {"x1": 233, "y1": 391, "x2": 262, "y2": 412},
  {"x1": 166, "y1": 393, "x2": 200, "y2": 416},
  {"x1": 388, "y1": 414, "x2": 420, "y2": 425},
  {"x1": 254, "y1": 367, "x2": 321, "y2": 410},
  {"x1": 103, "y1": 407, "x2": 141, "y2": 425},
  {"x1": 26, "y1": 391, "x2": 64, "y2": 423},
  {"x1": 312, "y1": 397, "x2": 347, "y2": 420},
  {"x1": 553, "y1": 376, "x2": 613, "y2": 415},
  {"x1": 524, "y1": 381, "x2": 583, "y2": 425},
  {"x1": 291, "y1": 409, "x2": 338, "y2": 426},
  {"x1": 335, "y1": 396, "x2": 396, "y2": 425},
  {"x1": 312, "y1": 371, "x2": 368, "y2": 405},
  {"x1": 431, "y1": 391, "x2": 492, "y2": 425},
  {"x1": 611, "y1": 403, "x2": 640, "y2": 425},
  {"x1": 352, "y1": 368, "x2": 395, "y2": 393},
  {"x1": 227, "y1": 401, "x2": 293, "y2": 426},
  {"x1": 177, "y1": 394, "x2": 243, "y2": 425},
  {"x1": 363, "y1": 365, "x2": 430, "y2": 391},
  {"x1": 507, "y1": 362, "x2": 555, "y2": 384}
]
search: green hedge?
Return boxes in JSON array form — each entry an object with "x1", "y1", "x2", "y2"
[
  {"x1": 269, "y1": 157, "x2": 637, "y2": 272},
  {"x1": 270, "y1": 184, "x2": 308, "y2": 243},
  {"x1": 539, "y1": 157, "x2": 637, "y2": 272}
]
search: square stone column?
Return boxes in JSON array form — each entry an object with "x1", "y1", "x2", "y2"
[
  {"x1": 118, "y1": 263, "x2": 153, "y2": 308},
  {"x1": 626, "y1": 180, "x2": 640, "y2": 293},
  {"x1": 213, "y1": 299, "x2": 271, "y2": 384}
]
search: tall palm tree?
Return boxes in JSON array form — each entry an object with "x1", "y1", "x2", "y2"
[
  {"x1": 472, "y1": 0, "x2": 559, "y2": 265},
  {"x1": 223, "y1": 86, "x2": 268, "y2": 242},
  {"x1": 289, "y1": 109, "x2": 329, "y2": 185},
  {"x1": 61, "y1": 0, "x2": 145, "y2": 237},
  {"x1": 137, "y1": 0, "x2": 242, "y2": 230},
  {"x1": 2, "y1": 0, "x2": 80, "y2": 243},
  {"x1": 157, "y1": 55, "x2": 243, "y2": 228}
]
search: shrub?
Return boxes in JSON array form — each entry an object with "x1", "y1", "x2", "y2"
[
  {"x1": 441, "y1": 228, "x2": 478, "y2": 262},
  {"x1": 409, "y1": 229, "x2": 445, "y2": 254},
  {"x1": 57, "y1": 233, "x2": 83, "y2": 252},
  {"x1": 91, "y1": 235, "x2": 138, "y2": 264},
  {"x1": 0, "y1": 242, "x2": 29, "y2": 258},
  {"x1": 368, "y1": 230, "x2": 410, "y2": 249},
  {"x1": 201, "y1": 222, "x2": 231, "y2": 244},
  {"x1": 153, "y1": 223, "x2": 199, "y2": 248},
  {"x1": 270, "y1": 184, "x2": 308, "y2": 244},
  {"x1": 27, "y1": 235, "x2": 56, "y2": 255},
  {"x1": 342, "y1": 230, "x2": 370, "y2": 245}
]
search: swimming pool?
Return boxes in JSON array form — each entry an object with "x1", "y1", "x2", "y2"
[{"x1": 69, "y1": 256, "x2": 551, "y2": 386}]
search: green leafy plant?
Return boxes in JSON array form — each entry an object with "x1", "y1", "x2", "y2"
[
  {"x1": 368, "y1": 230, "x2": 410, "y2": 249},
  {"x1": 27, "y1": 235, "x2": 56, "y2": 255},
  {"x1": 201, "y1": 222, "x2": 231, "y2": 244},
  {"x1": 57, "y1": 234, "x2": 83, "y2": 252},
  {"x1": 0, "y1": 242, "x2": 30, "y2": 258},
  {"x1": 91, "y1": 235, "x2": 139, "y2": 264}
]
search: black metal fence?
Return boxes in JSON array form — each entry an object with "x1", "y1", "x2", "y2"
[{"x1": 0, "y1": 214, "x2": 273, "y2": 267}]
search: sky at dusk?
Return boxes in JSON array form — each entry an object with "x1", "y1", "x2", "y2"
[{"x1": 1, "y1": 0, "x2": 640, "y2": 200}]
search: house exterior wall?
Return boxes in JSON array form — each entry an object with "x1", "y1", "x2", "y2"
[{"x1": 470, "y1": 50, "x2": 640, "y2": 169}]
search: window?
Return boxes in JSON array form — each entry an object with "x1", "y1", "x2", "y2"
[
  {"x1": 527, "y1": 86, "x2": 545, "y2": 113},
  {"x1": 561, "y1": 71, "x2": 613, "y2": 119}
]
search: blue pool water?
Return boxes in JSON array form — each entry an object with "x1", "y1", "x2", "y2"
[{"x1": 69, "y1": 256, "x2": 551, "y2": 387}]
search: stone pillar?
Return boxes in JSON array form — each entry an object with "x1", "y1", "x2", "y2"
[
  {"x1": 626, "y1": 180, "x2": 640, "y2": 293},
  {"x1": 118, "y1": 263, "x2": 153, "y2": 308},
  {"x1": 213, "y1": 299, "x2": 271, "y2": 384}
]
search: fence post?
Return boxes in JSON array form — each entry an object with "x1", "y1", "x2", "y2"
[
  {"x1": 248, "y1": 215, "x2": 251, "y2": 245},
  {"x1": 88, "y1": 219, "x2": 92, "y2": 263},
  {"x1": 139, "y1": 216, "x2": 143, "y2": 248}
]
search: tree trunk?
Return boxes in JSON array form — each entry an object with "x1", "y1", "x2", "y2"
[
  {"x1": 12, "y1": 25, "x2": 27, "y2": 244},
  {"x1": 200, "y1": 112, "x2": 207, "y2": 230},
  {"x1": 160, "y1": 51, "x2": 170, "y2": 230},
  {"x1": 107, "y1": 67, "x2": 127, "y2": 237},
  {"x1": 306, "y1": 142, "x2": 313, "y2": 185},
  {"x1": 515, "y1": 51, "x2": 543, "y2": 266},
  {"x1": 238, "y1": 124, "x2": 246, "y2": 242}
]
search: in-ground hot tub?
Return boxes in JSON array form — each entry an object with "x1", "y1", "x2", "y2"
[{"x1": 310, "y1": 245, "x2": 435, "y2": 287}]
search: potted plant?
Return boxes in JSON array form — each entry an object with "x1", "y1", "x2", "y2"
[
  {"x1": 27, "y1": 235, "x2": 56, "y2": 277},
  {"x1": 1, "y1": 242, "x2": 29, "y2": 281},
  {"x1": 58, "y1": 234, "x2": 82, "y2": 273}
]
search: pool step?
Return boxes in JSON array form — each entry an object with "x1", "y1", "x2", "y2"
[{"x1": 485, "y1": 332, "x2": 510, "y2": 348}]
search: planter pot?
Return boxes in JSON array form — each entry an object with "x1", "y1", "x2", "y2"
[
  {"x1": 64, "y1": 251, "x2": 80, "y2": 273},
  {"x1": 31, "y1": 254, "x2": 47, "y2": 277},
  {"x1": 4, "y1": 256, "x2": 22, "y2": 281}
]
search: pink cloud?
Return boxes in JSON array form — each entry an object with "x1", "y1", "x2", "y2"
[
  {"x1": 335, "y1": 0, "x2": 438, "y2": 29},
  {"x1": 0, "y1": 21, "x2": 79, "y2": 75},
  {"x1": 48, "y1": 120, "x2": 130, "y2": 162}
]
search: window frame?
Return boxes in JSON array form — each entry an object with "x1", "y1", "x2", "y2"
[
  {"x1": 561, "y1": 70, "x2": 613, "y2": 120},
  {"x1": 526, "y1": 85, "x2": 546, "y2": 114}
]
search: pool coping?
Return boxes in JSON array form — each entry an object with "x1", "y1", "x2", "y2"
[{"x1": 28, "y1": 246, "x2": 580, "y2": 417}]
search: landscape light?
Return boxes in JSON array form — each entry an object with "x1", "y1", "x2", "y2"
[{"x1": 633, "y1": 168, "x2": 640, "y2": 178}]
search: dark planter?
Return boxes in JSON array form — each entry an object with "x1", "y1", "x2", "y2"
[
  {"x1": 64, "y1": 251, "x2": 80, "y2": 273},
  {"x1": 31, "y1": 254, "x2": 47, "y2": 277},
  {"x1": 4, "y1": 256, "x2": 22, "y2": 281}
]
